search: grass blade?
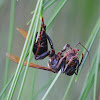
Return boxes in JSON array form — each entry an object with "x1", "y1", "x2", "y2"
[
  {"x1": 17, "y1": 0, "x2": 44, "y2": 99},
  {"x1": 32, "y1": 75, "x2": 55, "y2": 100},
  {"x1": 46, "y1": 0, "x2": 68, "y2": 31},
  {"x1": 30, "y1": 69, "x2": 37, "y2": 100},
  {"x1": 81, "y1": 75, "x2": 94, "y2": 100},
  {"x1": 63, "y1": 75, "x2": 74, "y2": 100},
  {"x1": 6, "y1": 0, "x2": 42, "y2": 99},
  {"x1": 0, "y1": 75, "x2": 14, "y2": 98},
  {"x1": 75, "y1": 17, "x2": 100, "y2": 81},
  {"x1": 78, "y1": 56, "x2": 96, "y2": 100},
  {"x1": 2, "y1": 0, "x2": 16, "y2": 99},
  {"x1": 27, "y1": 0, "x2": 57, "y2": 25},
  {"x1": 42, "y1": 70, "x2": 61, "y2": 100},
  {"x1": 78, "y1": 45, "x2": 100, "y2": 100},
  {"x1": 62, "y1": 17, "x2": 100, "y2": 100},
  {"x1": 93, "y1": 44, "x2": 100, "y2": 100}
]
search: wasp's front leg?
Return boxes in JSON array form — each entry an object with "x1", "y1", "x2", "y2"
[
  {"x1": 46, "y1": 34, "x2": 55, "y2": 57},
  {"x1": 35, "y1": 51, "x2": 50, "y2": 60}
]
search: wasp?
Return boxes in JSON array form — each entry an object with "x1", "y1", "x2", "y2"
[
  {"x1": 6, "y1": 18, "x2": 88, "y2": 76},
  {"x1": 7, "y1": 42, "x2": 88, "y2": 76}
]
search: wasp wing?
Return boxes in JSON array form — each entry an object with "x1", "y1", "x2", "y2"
[
  {"x1": 6, "y1": 53, "x2": 55, "y2": 72},
  {"x1": 16, "y1": 27, "x2": 28, "y2": 38}
]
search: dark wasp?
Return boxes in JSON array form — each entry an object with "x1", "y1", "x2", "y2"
[
  {"x1": 6, "y1": 18, "x2": 88, "y2": 76},
  {"x1": 48, "y1": 42, "x2": 88, "y2": 76}
]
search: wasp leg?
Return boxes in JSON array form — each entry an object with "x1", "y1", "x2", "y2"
[
  {"x1": 55, "y1": 45, "x2": 73, "y2": 70},
  {"x1": 46, "y1": 34, "x2": 55, "y2": 57},
  {"x1": 75, "y1": 53, "x2": 84, "y2": 75},
  {"x1": 64, "y1": 55, "x2": 78, "y2": 72},
  {"x1": 46, "y1": 34, "x2": 54, "y2": 49},
  {"x1": 6, "y1": 53, "x2": 55, "y2": 73},
  {"x1": 35, "y1": 51, "x2": 50, "y2": 60},
  {"x1": 62, "y1": 44, "x2": 72, "y2": 52},
  {"x1": 60, "y1": 59, "x2": 66, "y2": 72},
  {"x1": 57, "y1": 44, "x2": 73, "y2": 56},
  {"x1": 75, "y1": 42, "x2": 89, "y2": 53}
]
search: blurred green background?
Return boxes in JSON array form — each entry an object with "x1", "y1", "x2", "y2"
[{"x1": 0, "y1": 0, "x2": 100, "y2": 100}]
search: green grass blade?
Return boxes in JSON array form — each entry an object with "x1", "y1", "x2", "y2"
[
  {"x1": 42, "y1": 70, "x2": 61, "y2": 100},
  {"x1": 3, "y1": 0, "x2": 16, "y2": 99},
  {"x1": 78, "y1": 55, "x2": 96, "y2": 100},
  {"x1": 0, "y1": 66, "x2": 26, "y2": 98},
  {"x1": 30, "y1": 69, "x2": 37, "y2": 100},
  {"x1": 78, "y1": 54, "x2": 96, "y2": 100},
  {"x1": 78, "y1": 44, "x2": 100, "y2": 100},
  {"x1": 81, "y1": 75, "x2": 94, "y2": 100},
  {"x1": 0, "y1": 75, "x2": 14, "y2": 98},
  {"x1": 17, "y1": 0, "x2": 44, "y2": 99},
  {"x1": 43, "y1": 0, "x2": 57, "y2": 11},
  {"x1": 27, "y1": 0, "x2": 57, "y2": 25},
  {"x1": 62, "y1": 17, "x2": 100, "y2": 100},
  {"x1": 63, "y1": 75, "x2": 75, "y2": 100},
  {"x1": 6, "y1": 0, "x2": 41, "y2": 99},
  {"x1": 28, "y1": 0, "x2": 68, "y2": 28},
  {"x1": 93, "y1": 44, "x2": 100, "y2": 100},
  {"x1": 46, "y1": 0, "x2": 68, "y2": 31},
  {"x1": 78, "y1": 58, "x2": 97, "y2": 100},
  {"x1": 43, "y1": 0, "x2": 53, "y2": 6},
  {"x1": 75, "y1": 17, "x2": 100, "y2": 81},
  {"x1": 32, "y1": 75, "x2": 55, "y2": 100},
  {"x1": 0, "y1": 65, "x2": 27, "y2": 99}
]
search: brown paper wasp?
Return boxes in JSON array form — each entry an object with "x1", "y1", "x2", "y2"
[{"x1": 6, "y1": 18, "x2": 88, "y2": 76}]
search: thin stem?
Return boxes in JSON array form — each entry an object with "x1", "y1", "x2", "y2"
[
  {"x1": 46, "y1": 0, "x2": 68, "y2": 31},
  {"x1": 63, "y1": 17, "x2": 100, "y2": 100},
  {"x1": 78, "y1": 56, "x2": 96, "y2": 100},
  {"x1": 42, "y1": 70, "x2": 61, "y2": 100},
  {"x1": 75, "y1": 17, "x2": 100, "y2": 81},
  {"x1": 63, "y1": 75, "x2": 74, "y2": 100},
  {"x1": 3, "y1": 0, "x2": 16, "y2": 99},
  {"x1": 43, "y1": 0, "x2": 57, "y2": 11},
  {"x1": 17, "y1": 0, "x2": 44, "y2": 99},
  {"x1": 32, "y1": 75, "x2": 55, "y2": 100},
  {"x1": 6, "y1": 0, "x2": 41, "y2": 99},
  {"x1": 93, "y1": 45, "x2": 100, "y2": 100},
  {"x1": 30, "y1": 69, "x2": 37, "y2": 100},
  {"x1": 0, "y1": 75, "x2": 14, "y2": 98},
  {"x1": 27, "y1": 0, "x2": 57, "y2": 25}
]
